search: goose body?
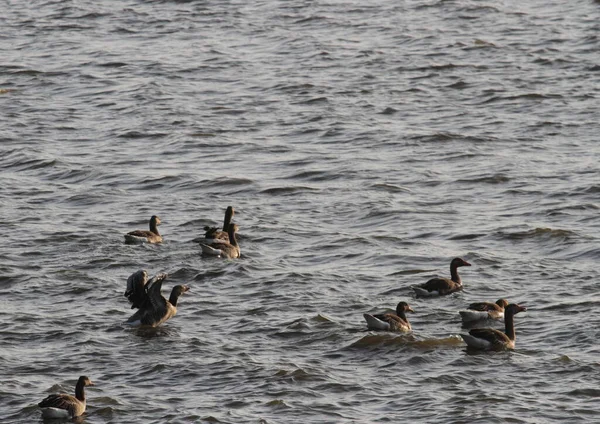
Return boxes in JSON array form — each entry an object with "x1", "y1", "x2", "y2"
[
  {"x1": 363, "y1": 301, "x2": 414, "y2": 332},
  {"x1": 460, "y1": 303, "x2": 527, "y2": 350},
  {"x1": 459, "y1": 298, "x2": 509, "y2": 323},
  {"x1": 413, "y1": 257, "x2": 471, "y2": 297},
  {"x1": 200, "y1": 223, "x2": 240, "y2": 258},
  {"x1": 202, "y1": 206, "x2": 235, "y2": 243},
  {"x1": 124, "y1": 270, "x2": 189, "y2": 327},
  {"x1": 124, "y1": 215, "x2": 162, "y2": 244},
  {"x1": 38, "y1": 376, "x2": 93, "y2": 419}
]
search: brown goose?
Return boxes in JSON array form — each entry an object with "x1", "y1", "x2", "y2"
[
  {"x1": 124, "y1": 215, "x2": 162, "y2": 244},
  {"x1": 124, "y1": 270, "x2": 189, "y2": 327},
  {"x1": 459, "y1": 298, "x2": 509, "y2": 323},
  {"x1": 460, "y1": 303, "x2": 527, "y2": 350},
  {"x1": 412, "y1": 257, "x2": 471, "y2": 297},
  {"x1": 203, "y1": 206, "x2": 235, "y2": 243},
  {"x1": 200, "y1": 223, "x2": 240, "y2": 258},
  {"x1": 38, "y1": 376, "x2": 94, "y2": 419},
  {"x1": 363, "y1": 301, "x2": 414, "y2": 332}
]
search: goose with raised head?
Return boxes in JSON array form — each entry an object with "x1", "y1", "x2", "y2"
[
  {"x1": 124, "y1": 215, "x2": 162, "y2": 244},
  {"x1": 413, "y1": 257, "x2": 471, "y2": 297},
  {"x1": 200, "y1": 223, "x2": 240, "y2": 258},
  {"x1": 459, "y1": 298, "x2": 509, "y2": 323},
  {"x1": 124, "y1": 270, "x2": 189, "y2": 327},
  {"x1": 460, "y1": 303, "x2": 527, "y2": 350},
  {"x1": 203, "y1": 206, "x2": 235, "y2": 243},
  {"x1": 363, "y1": 301, "x2": 414, "y2": 332},
  {"x1": 38, "y1": 376, "x2": 94, "y2": 419}
]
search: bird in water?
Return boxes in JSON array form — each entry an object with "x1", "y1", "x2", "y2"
[
  {"x1": 460, "y1": 303, "x2": 527, "y2": 350},
  {"x1": 459, "y1": 298, "x2": 509, "y2": 323},
  {"x1": 38, "y1": 375, "x2": 94, "y2": 419},
  {"x1": 412, "y1": 257, "x2": 471, "y2": 297},
  {"x1": 123, "y1": 270, "x2": 189, "y2": 327},
  {"x1": 202, "y1": 206, "x2": 235, "y2": 243},
  {"x1": 124, "y1": 215, "x2": 163, "y2": 244},
  {"x1": 363, "y1": 301, "x2": 414, "y2": 332},
  {"x1": 200, "y1": 223, "x2": 240, "y2": 258}
]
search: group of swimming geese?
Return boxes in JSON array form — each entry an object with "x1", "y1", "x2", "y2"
[{"x1": 37, "y1": 206, "x2": 527, "y2": 419}]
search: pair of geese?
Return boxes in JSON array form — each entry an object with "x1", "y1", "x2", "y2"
[
  {"x1": 363, "y1": 257, "x2": 528, "y2": 351},
  {"x1": 124, "y1": 206, "x2": 241, "y2": 259}
]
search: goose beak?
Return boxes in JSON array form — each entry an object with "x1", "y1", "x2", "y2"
[{"x1": 407, "y1": 307, "x2": 415, "y2": 313}]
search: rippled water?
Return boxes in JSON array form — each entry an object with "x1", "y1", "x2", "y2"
[{"x1": 2, "y1": 0, "x2": 600, "y2": 422}]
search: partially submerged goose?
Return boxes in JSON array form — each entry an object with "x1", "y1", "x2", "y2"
[
  {"x1": 203, "y1": 206, "x2": 235, "y2": 243},
  {"x1": 459, "y1": 298, "x2": 509, "y2": 323},
  {"x1": 38, "y1": 376, "x2": 94, "y2": 419},
  {"x1": 413, "y1": 257, "x2": 471, "y2": 297},
  {"x1": 200, "y1": 223, "x2": 240, "y2": 258},
  {"x1": 363, "y1": 301, "x2": 414, "y2": 332},
  {"x1": 124, "y1": 215, "x2": 162, "y2": 244},
  {"x1": 124, "y1": 270, "x2": 189, "y2": 327},
  {"x1": 460, "y1": 303, "x2": 527, "y2": 350}
]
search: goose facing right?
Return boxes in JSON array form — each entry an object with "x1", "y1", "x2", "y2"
[
  {"x1": 200, "y1": 223, "x2": 240, "y2": 258},
  {"x1": 460, "y1": 303, "x2": 527, "y2": 350},
  {"x1": 459, "y1": 298, "x2": 509, "y2": 323},
  {"x1": 203, "y1": 206, "x2": 235, "y2": 243},
  {"x1": 413, "y1": 257, "x2": 471, "y2": 297},
  {"x1": 363, "y1": 301, "x2": 414, "y2": 332},
  {"x1": 38, "y1": 375, "x2": 94, "y2": 419},
  {"x1": 124, "y1": 270, "x2": 189, "y2": 327},
  {"x1": 124, "y1": 215, "x2": 162, "y2": 244}
]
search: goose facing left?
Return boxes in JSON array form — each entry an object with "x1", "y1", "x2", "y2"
[
  {"x1": 124, "y1": 270, "x2": 189, "y2": 327},
  {"x1": 38, "y1": 375, "x2": 94, "y2": 419},
  {"x1": 124, "y1": 215, "x2": 162, "y2": 244}
]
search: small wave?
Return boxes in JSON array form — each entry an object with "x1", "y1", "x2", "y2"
[{"x1": 496, "y1": 227, "x2": 577, "y2": 242}]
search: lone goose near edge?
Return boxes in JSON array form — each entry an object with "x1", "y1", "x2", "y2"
[
  {"x1": 38, "y1": 376, "x2": 94, "y2": 419},
  {"x1": 203, "y1": 206, "x2": 235, "y2": 243},
  {"x1": 124, "y1": 270, "x2": 189, "y2": 327},
  {"x1": 200, "y1": 223, "x2": 240, "y2": 258},
  {"x1": 363, "y1": 301, "x2": 414, "y2": 332},
  {"x1": 460, "y1": 303, "x2": 527, "y2": 350},
  {"x1": 412, "y1": 257, "x2": 471, "y2": 297},
  {"x1": 459, "y1": 298, "x2": 509, "y2": 323},
  {"x1": 124, "y1": 215, "x2": 162, "y2": 244}
]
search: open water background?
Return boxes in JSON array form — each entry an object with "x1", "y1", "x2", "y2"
[{"x1": 1, "y1": 0, "x2": 600, "y2": 422}]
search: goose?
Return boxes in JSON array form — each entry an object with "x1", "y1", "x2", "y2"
[
  {"x1": 460, "y1": 303, "x2": 527, "y2": 350},
  {"x1": 459, "y1": 298, "x2": 509, "y2": 323},
  {"x1": 413, "y1": 257, "x2": 471, "y2": 297},
  {"x1": 203, "y1": 206, "x2": 235, "y2": 243},
  {"x1": 200, "y1": 223, "x2": 240, "y2": 258},
  {"x1": 363, "y1": 301, "x2": 414, "y2": 332},
  {"x1": 38, "y1": 376, "x2": 94, "y2": 419},
  {"x1": 124, "y1": 270, "x2": 189, "y2": 327},
  {"x1": 124, "y1": 215, "x2": 162, "y2": 244}
]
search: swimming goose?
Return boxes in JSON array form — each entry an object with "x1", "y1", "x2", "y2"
[
  {"x1": 203, "y1": 206, "x2": 235, "y2": 243},
  {"x1": 200, "y1": 223, "x2": 240, "y2": 258},
  {"x1": 124, "y1": 270, "x2": 189, "y2": 327},
  {"x1": 413, "y1": 257, "x2": 471, "y2": 297},
  {"x1": 38, "y1": 376, "x2": 94, "y2": 419},
  {"x1": 460, "y1": 303, "x2": 527, "y2": 350},
  {"x1": 459, "y1": 298, "x2": 509, "y2": 323},
  {"x1": 124, "y1": 215, "x2": 162, "y2": 244},
  {"x1": 363, "y1": 301, "x2": 414, "y2": 332}
]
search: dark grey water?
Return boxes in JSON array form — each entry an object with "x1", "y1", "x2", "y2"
[{"x1": 2, "y1": 0, "x2": 600, "y2": 422}]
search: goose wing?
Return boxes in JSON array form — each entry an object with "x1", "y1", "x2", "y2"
[
  {"x1": 146, "y1": 273, "x2": 169, "y2": 316},
  {"x1": 467, "y1": 301, "x2": 499, "y2": 312},
  {"x1": 420, "y1": 277, "x2": 456, "y2": 293},
  {"x1": 38, "y1": 393, "x2": 78, "y2": 412},
  {"x1": 124, "y1": 270, "x2": 151, "y2": 309},
  {"x1": 468, "y1": 328, "x2": 510, "y2": 345}
]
